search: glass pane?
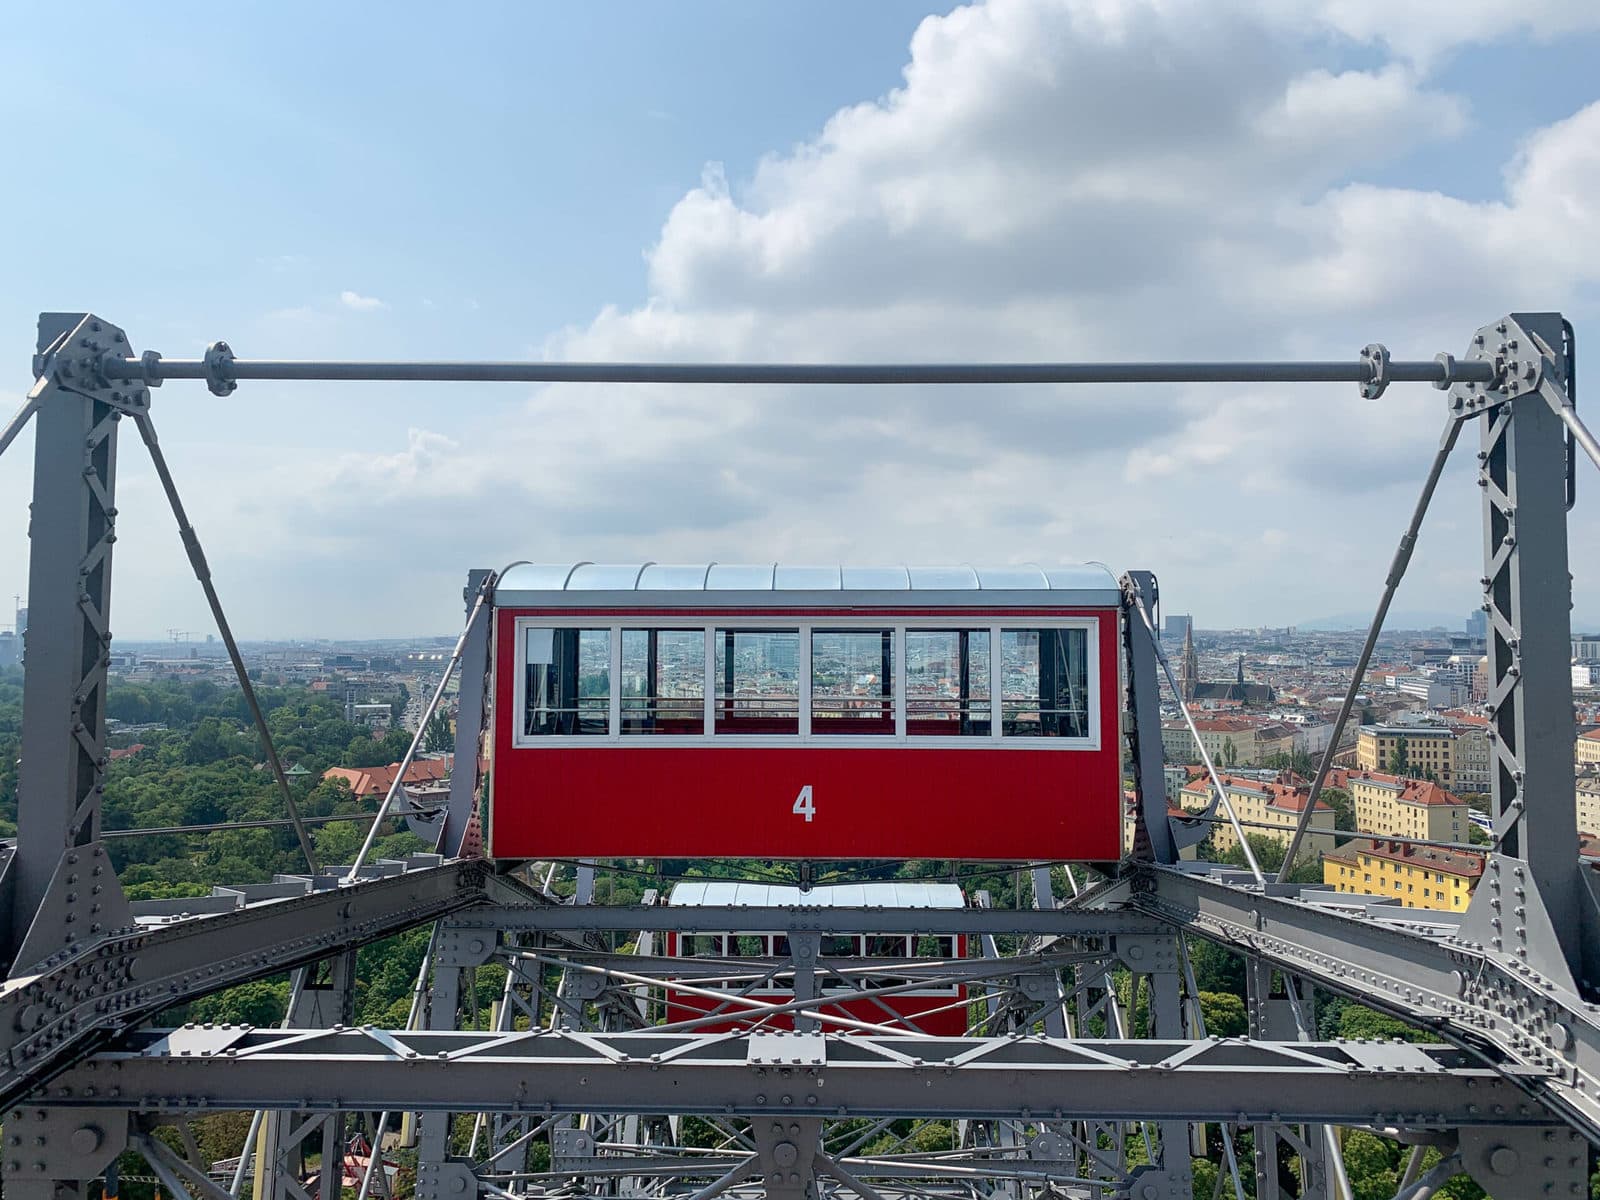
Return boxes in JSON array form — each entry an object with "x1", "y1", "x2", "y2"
[
  {"x1": 1001, "y1": 628, "x2": 1089, "y2": 738},
  {"x1": 524, "y1": 628, "x2": 610, "y2": 736},
  {"x1": 915, "y1": 935, "x2": 955, "y2": 958},
  {"x1": 731, "y1": 935, "x2": 767, "y2": 957},
  {"x1": 714, "y1": 629, "x2": 799, "y2": 734},
  {"x1": 687, "y1": 935, "x2": 724, "y2": 957},
  {"x1": 866, "y1": 935, "x2": 908, "y2": 957},
  {"x1": 821, "y1": 935, "x2": 858, "y2": 957},
  {"x1": 906, "y1": 630, "x2": 991, "y2": 735},
  {"x1": 621, "y1": 629, "x2": 705, "y2": 734},
  {"x1": 811, "y1": 630, "x2": 893, "y2": 734}
]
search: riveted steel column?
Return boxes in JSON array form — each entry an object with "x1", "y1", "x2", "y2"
[
  {"x1": 1462, "y1": 313, "x2": 1583, "y2": 975},
  {"x1": 11, "y1": 315, "x2": 133, "y2": 967}
]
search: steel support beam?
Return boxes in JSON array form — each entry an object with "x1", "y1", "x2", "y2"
[
  {"x1": 451, "y1": 903, "x2": 1163, "y2": 937},
  {"x1": 10, "y1": 315, "x2": 143, "y2": 974},
  {"x1": 1134, "y1": 867, "x2": 1600, "y2": 1136},
  {"x1": 43, "y1": 1027, "x2": 1540, "y2": 1126},
  {"x1": 0, "y1": 859, "x2": 490, "y2": 1111},
  {"x1": 1453, "y1": 314, "x2": 1585, "y2": 979}
]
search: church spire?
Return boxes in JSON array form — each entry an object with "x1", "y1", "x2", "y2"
[{"x1": 1179, "y1": 622, "x2": 1198, "y2": 702}]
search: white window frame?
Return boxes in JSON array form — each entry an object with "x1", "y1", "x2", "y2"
[{"x1": 510, "y1": 613, "x2": 1100, "y2": 751}]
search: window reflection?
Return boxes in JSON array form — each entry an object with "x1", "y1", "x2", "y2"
[
  {"x1": 1001, "y1": 628, "x2": 1089, "y2": 737},
  {"x1": 812, "y1": 630, "x2": 893, "y2": 734},
  {"x1": 906, "y1": 630, "x2": 991, "y2": 736},
  {"x1": 621, "y1": 629, "x2": 705, "y2": 734},
  {"x1": 524, "y1": 628, "x2": 610, "y2": 736},
  {"x1": 715, "y1": 629, "x2": 800, "y2": 734}
]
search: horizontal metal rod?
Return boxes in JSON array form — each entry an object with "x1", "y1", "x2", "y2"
[{"x1": 102, "y1": 356, "x2": 1496, "y2": 387}]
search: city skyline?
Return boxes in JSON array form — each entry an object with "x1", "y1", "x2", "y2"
[{"x1": 4, "y1": 3, "x2": 1600, "y2": 639}]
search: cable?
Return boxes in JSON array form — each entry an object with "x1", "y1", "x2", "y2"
[
  {"x1": 1277, "y1": 412, "x2": 1465, "y2": 881},
  {"x1": 132, "y1": 410, "x2": 318, "y2": 873}
]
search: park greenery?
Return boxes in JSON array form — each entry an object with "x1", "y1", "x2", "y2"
[{"x1": 0, "y1": 668, "x2": 1576, "y2": 1196}]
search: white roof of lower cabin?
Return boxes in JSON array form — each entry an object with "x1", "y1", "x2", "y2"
[
  {"x1": 494, "y1": 563, "x2": 1119, "y2": 608},
  {"x1": 668, "y1": 881, "x2": 966, "y2": 909}
]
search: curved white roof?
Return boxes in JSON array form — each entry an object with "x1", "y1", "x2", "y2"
[
  {"x1": 668, "y1": 881, "x2": 966, "y2": 908},
  {"x1": 495, "y1": 563, "x2": 1119, "y2": 608}
]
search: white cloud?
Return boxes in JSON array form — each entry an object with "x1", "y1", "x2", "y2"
[
  {"x1": 339, "y1": 290, "x2": 387, "y2": 311},
  {"x1": 235, "y1": 0, "x2": 1600, "y2": 634}
]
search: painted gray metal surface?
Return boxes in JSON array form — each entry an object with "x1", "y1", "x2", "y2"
[
  {"x1": 0, "y1": 857, "x2": 490, "y2": 1110},
  {"x1": 1455, "y1": 314, "x2": 1586, "y2": 976},
  {"x1": 494, "y1": 561, "x2": 1122, "y2": 608},
  {"x1": 98, "y1": 351, "x2": 1498, "y2": 387},
  {"x1": 50, "y1": 1027, "x2": 1538, "y2": 1125},
  {"x1": 11, "y1": 315, "x2": 137, "y2": 970},
  {"x1": 445, "y1": 901, "x2": 1167, "y2": 936},
  {"x1": 1134, "y1": 865, "x2": 1600, "y2": 1137}
]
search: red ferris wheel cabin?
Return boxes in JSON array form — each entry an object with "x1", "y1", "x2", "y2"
[{"x1": 487, "y1": 563, "x2": 1124, "y2": 861}]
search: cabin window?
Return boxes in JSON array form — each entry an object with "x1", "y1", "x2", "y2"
[
  {"x1": 821, "y1": 935, "x2": 859, "y2": 956},
  {"x1": 1001, "y1": 628, "x2": 1089, "y2": 738},
  {"x1": 715, "y1": 629, "x2": 800, "y2": 734},
  {"x1": 685, "y1": 934, "x2": 724, "y2": 957},
  {"x1": 915, "y1": 935, "x2": 956, "y2": 958},
  {"x1": 866, "y1": 935, "x2": 910, "y2": 957},
  {"x1": 812, "y1": 630, "x2": 893, "y2": 734},
  {"x1": 524, "y1": 627, "x2": 610, "y2": 736},
  {"x1": 905, "y1": 630, "x2": 992, "y2": 735},
  {"x1": 620, "y1": 629, "x2": 705, "y2": 734}
]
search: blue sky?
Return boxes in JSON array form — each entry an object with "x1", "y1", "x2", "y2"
[{"x1": 3, "y1": 1, "x2": 1600, "y2": 637}]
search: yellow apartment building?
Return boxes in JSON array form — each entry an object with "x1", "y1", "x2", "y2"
[
  {"x1": 1322, "y1": 838, "x2": 1484, "y2": 911},
  {"x1": 1578, "y1": 770, "x2": 1600, "y2": 836},
  {"x1": 1578, "y1": 729, "x2": 1600, "y2": 766},
  {"x1": 1336, "y1": 769, "x2": 1467, "y2": 844},
  {"x1": 1357, "y1": 724, "x2": 1457, "y2": 788},
  {"x1": 1178, "y1": 773, "x2": 1335, "y2": 857}
]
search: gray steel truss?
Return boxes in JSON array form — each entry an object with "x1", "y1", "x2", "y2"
[
  {"x1": 5, "y1": 311, "x2": 1600, "y2": 1200},
  {"x1": 45, "y1": 1027, "x2": 1540, "y2": 1124}
]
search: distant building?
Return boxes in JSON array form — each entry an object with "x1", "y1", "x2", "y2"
[
  {"x1": 1577, "y1": 729, "x2": 1600, "y2": 767},
  {"x1": 1323, "y1": 838, "x2": 1483, "y2": 911},
  {"x1": 0, "y1": 631, "x2": 16, "y2": 668},
  {"x1": 1177, "y1": 625, "x2": 1273, "y2": 706},
  {"x1": 1333, "y1": 768, "x2": 1468, "y2": 844},
  {"x1": 1577, "y1": 769, "x2": 1600, "y2": 837},
  {"x1": 1443, "y1": 715, "x2": 1490, "y2": 793},
  {"x1": 1162, "y1": 716, "x2": 1290, "y2": 767},
  {"x1": 1357, "y1": 724, "x2": 1457, "y2": 788},
  {"x1": 323, "y1": 756, "x2": 451, "y2": 799},
  {"x1": 1163, "y1": 614, "x2": 1193, "y2": 643},
  {"x1": 1573, "y1": 634, "x2": 1600, "y2": 662},
  {"x1": 1465, "y1": 610, "x2": 1488, "y2": 642},
  {"x1": 1177, "y1": 772, "x2": 1335, "y2": 857}
]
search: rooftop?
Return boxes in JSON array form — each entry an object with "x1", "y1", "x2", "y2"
[{"x1": 1326, "y1": 837, "x2": 1485, "y2": 878}]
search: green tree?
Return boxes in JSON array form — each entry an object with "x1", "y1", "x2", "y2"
[
  {"x1": 1222, "y1": 737, "x2": 1239, "y2": 769},
  {"x1": 1198, "y1": 990, "x2": 1247, "y2": 1036},
  {"x1": 1388, "y1": 735, "x2": 1411, "y2": 776},
  {"x1": 425, "y1": 710, "x2": 454, "y2": 753},
  {"x1": 1321, "y1": 786, "x2": 1354, "y2": 832},
  {"x1": 1337, "y1": 1003, "x2": 1429, "y2": 1043}
]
